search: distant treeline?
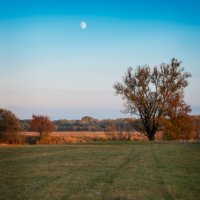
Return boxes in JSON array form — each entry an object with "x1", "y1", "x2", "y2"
[
  {"x1": 20, "y1": 115, "x2": 200, "y2": 136},
  {"x1": 20, "y1": 116, "x2": 143, "y2": 132}
]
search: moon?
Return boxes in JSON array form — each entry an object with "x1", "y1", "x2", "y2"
[{"x1": 80, "y1": 21, "x2": 87, "y2": 30}]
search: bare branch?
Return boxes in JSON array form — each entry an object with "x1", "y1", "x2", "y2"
[{"x1": 113, "y1": 58, "x2": 191, "y2": 140}]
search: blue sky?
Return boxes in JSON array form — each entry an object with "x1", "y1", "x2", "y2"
[{"x1": 0, "y1": 0, "x2": 200, "y2": 119}]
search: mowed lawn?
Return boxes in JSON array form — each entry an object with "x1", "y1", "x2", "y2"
[{"x1": 0, "y1": 142, "x2": 199, "y2": 200}]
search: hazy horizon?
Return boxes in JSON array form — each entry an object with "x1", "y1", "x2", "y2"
[{"x1": 1, "y1": 0, "x2": 200, "y2": 120}]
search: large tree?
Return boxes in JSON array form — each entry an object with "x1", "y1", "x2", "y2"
[
  {"x1": 0, "y1": 108, "x2": 22, "y2": 143},
  {"x1": 114, "y1": 58, "x2": 191, "y2": 140},
  {"x1": 30, "y1": 115, "x2": 54, "y2": 138}
]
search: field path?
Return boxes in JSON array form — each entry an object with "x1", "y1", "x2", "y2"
[
  {"x1": 151, "y1": 145, "x2": 174, "y2": 200},
  {"x1": 98, "y1": 145, "x2": 148, "y2": 199}
]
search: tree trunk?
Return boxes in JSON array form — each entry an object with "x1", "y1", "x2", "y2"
[
  {"x1": 142, "y1": 119, "x2": 157, "y2": 141},
  {"x1": 147, "y1": 133, "x2": 155, "y2": 141},
  {"x1": 146, "y1": 128, "x2": 156, "y2": 141}
]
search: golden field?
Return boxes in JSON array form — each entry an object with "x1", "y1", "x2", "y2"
[{"x1": 22, "y1": 131, "x2": 148, "y2": 144}]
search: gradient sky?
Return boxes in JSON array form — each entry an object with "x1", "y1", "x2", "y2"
[{"x1": 0, "y1": 0, "x2": 200, "y2": 119}]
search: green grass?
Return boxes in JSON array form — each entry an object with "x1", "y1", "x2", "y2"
[{"x1": 0, "y1": 142, "x2": 200, "y2": 200}]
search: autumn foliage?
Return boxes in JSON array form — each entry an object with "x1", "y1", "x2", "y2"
[
  {"x1": 0, "y1": 108, "x2": 24, "y2": 144},
  {"x1": 161, "y1": 115, "x2": 194, "y2": 140},
  {"x1": 30, "y1": 115, "x2": 54, "y2": 138},
  {"x1": 114, "y1": 58, "x2": 192, "y2": 140}
]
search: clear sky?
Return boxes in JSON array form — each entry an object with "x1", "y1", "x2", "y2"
[{"x1": 0, "y1": 0, "x2": 200, "y2": 119}]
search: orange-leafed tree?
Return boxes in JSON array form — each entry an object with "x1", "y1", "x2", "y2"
[
  {"x1": 161, "y1": 115, "x2": 194, "y2": 140},
  {"x1": 161, "y1": 94, "x2": 194, "y2": 140},
  {"x1": 191, "y1": 115, "x2": 200, "y2": 141},
  {"x1": 114, "y1": 58, "x2": 191, "y2": 140},
  {"x1": 30, "y1": 115, "x2": 54, "y2": 138}
]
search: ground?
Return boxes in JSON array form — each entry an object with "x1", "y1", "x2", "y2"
[{"x1": 0, "y1": 142, "x2": 199, "y2": 200}]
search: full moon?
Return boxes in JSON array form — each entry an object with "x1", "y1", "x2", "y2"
[{"x1": 80, "y1": 21, "x2": 87, "y2": 30}]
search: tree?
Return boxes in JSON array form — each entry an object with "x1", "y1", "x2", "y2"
[
  {"x1": 114, "y1": 58, "x2": 191, "y2": 140},
  {"x1": 0, "y1": 108, "x2": 22, "y2": 144},
  {"x1": 191, "y1": 115, "x2": 200, "y2": 141},
  {"x1": 161, "y1": 114, "x2": 194, "y2": 140},
  {"x1": 30, "y1": 115, "x2": 54, "y2": 138}
]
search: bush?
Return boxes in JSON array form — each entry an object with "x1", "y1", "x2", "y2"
[{"x1": 106, "y1": 131, "x2": 133, "y2": 141}]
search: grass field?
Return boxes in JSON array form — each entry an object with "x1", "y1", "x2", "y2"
[{"x1": 0, "y1": 142, "x2": 199, "y2": 200}]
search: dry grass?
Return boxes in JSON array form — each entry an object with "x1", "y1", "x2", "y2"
[
  {"x1": 21, "y1": 131, "x2": 148, "y2": 144},
  {"x1": 19, "y1": 131, "x2": 198, "y2": 145}
]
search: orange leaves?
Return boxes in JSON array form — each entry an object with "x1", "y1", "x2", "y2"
[
  {"x1": 30, "y1": 115, "x2": 54, "y2": 137},
  {"x1": 114, "y1": 58, "x2": 191, "y2": 140}
]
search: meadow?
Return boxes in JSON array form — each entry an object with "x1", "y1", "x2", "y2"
[{"x1": 0, "y1": 142, "x2": 199, "y2": 200}]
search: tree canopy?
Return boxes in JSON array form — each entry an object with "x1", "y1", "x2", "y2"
[
  {"x1": 0, "y1": 108, "x2": 21, "y2": 143},
  {"x1": 30, "y1": 115, "x2": 54, "y2": 137},
  {"x1": 114, "y1": 58, "x2": 191, "y2": 140}
]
